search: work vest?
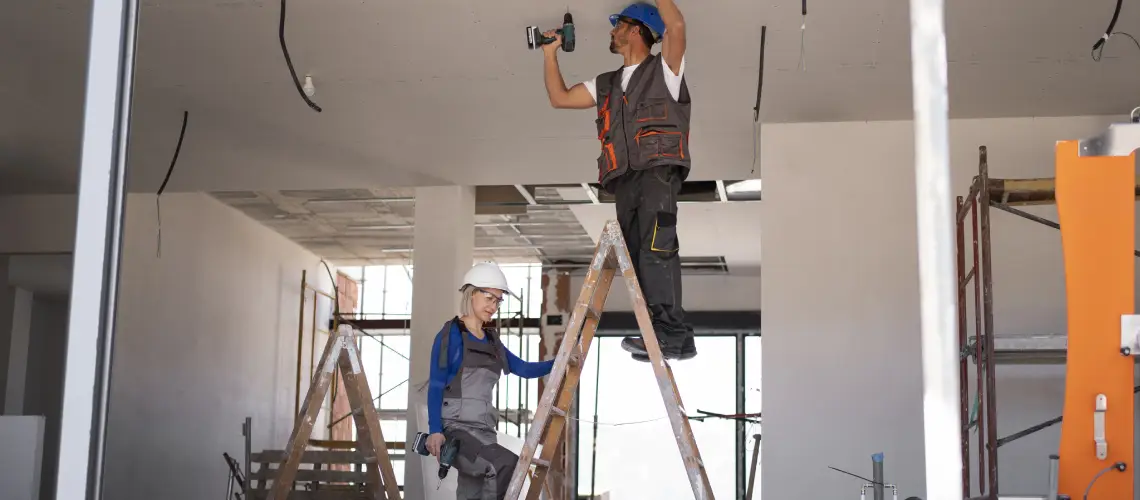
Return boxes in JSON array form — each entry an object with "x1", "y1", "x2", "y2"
[
  {"x1": 594, "y1": 53, "x2": 693, "y2": 191},
  {"x1": 439, "y1": 319, "x2": 509, "y2": 431}
]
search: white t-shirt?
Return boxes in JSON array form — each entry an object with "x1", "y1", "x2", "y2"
[{"x1": 582, "y1": 54, "x2": 686, "y2": 104}]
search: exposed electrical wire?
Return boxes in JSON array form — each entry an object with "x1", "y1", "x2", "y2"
[
  {"x1": 155, "y1": 110, "x2": 189, "y2": 258},
  {"x1": 752, "y1": 25, "x2": 767, "y2": 176},
  {"x1": 319, "y1": 259, "x2": 340, "y2": 401},
  {"x1": 1092, "y1": 0, "x2": 1123, "y2": 52},
  {"x1": 567, "y1": 414, "x2": 667, "y2": 426},
  {"x1": 799, "y1": 0, "x2": 807, "y2": 71},
  {"x1": 279, "y1": 0, "x2": 322, "y2": 112},
  {"x1": 828, "y1": 466, "x2": 886, "y2": 486},
  {"x1": 1083, "y1": 462, "x2": 1126, "y2": 500},
  {"x1": 1091, "y1": 31, "x2": 1140, "y2": 61}
]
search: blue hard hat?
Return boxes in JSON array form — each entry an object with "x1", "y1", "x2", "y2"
[{"x1": 610, "y1": 3, "x2": 666, "y2": 42}]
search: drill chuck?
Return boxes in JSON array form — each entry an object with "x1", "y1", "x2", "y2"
[{"x1": 438, "y1": 438, "x2": 460, "y2": 479}]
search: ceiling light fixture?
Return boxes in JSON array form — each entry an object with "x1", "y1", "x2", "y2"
[{"x1": 726, "y1": 179, "x2": 762, "y2": 194}]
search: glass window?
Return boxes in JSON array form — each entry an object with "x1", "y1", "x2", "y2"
[
  {"x1": 383, "y1": 266, "x2": 414, "y2": 319},
  {"x1": 494, "y1": 328, "x2": 543, "y2": 437},
  {"x1": 745, "y1": 336, "x2": 762, "y2": 497},
  {"x1": 577, "y1": 336, "x2": 739, "y2": 499}
]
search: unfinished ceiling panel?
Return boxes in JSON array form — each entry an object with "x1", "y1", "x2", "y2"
[{"x1": 211, "y1": 179, "x2": 757, "y2": 269}]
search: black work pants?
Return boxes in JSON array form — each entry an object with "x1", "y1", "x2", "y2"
[{"x1": 610, "y1": 165, "x2": 693, "y2": 338}]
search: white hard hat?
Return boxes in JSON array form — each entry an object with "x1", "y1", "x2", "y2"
[{"x1": 460, "y1": 262, "x2": 518, "y2": 299}]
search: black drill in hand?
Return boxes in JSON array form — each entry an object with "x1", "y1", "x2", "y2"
[
  {"x1": 413, "y1": 432, "x2": 462, "y2": 489},
  {"x1": 526, "y1": 12, "x2": 576, "y2": 52}
]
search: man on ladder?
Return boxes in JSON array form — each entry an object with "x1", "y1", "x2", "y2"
[{"x1": 539, "y1": 0, "x2": 697, "y2": 362}]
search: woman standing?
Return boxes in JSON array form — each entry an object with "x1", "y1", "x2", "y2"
[{"x1": 425, "y1": 262, "x2": 554, "y2": 500}]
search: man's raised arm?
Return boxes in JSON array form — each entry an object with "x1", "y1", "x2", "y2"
[
  {"x1": 542, "y1": 31, "x2": 596, "y2": 109},
  {"x1": 656, "y1": 0, "x2": 686, "y2": 76}
]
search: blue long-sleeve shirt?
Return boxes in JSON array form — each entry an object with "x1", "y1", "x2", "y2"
[{"x1": 427, "y1": 319, "x2": 554, "y2": 433}]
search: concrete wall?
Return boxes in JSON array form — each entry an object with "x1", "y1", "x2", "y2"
[
  {"x1": 0, "y1": 193, "x2": 334, "y2": 500},
  {"x1": 0, "y1": 259, "x2": 11, "y2": 405},
  {"x1": 760, "y1": 115, "x2": 1139, "y2": 499},
  {"x1": 24, "y1": 296, "x2": 67, "y2": 500}
]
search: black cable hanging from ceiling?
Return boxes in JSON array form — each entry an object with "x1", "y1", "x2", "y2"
[
  {"x1": 279, "y1": 0, "x2": 322, "y2": 112},
  {"x1": 1088, "y1": 0, "x2": 1140, "y2": 62},
  {"x1": 751, "y1": 26, "x2": 766, "y2": 176},
  {"x1": 1092, "y1": 0, "x2": 1123, "y2": 52},
  {"x1": 156, "y1": 110, "x2": 189, "y2": 258}
]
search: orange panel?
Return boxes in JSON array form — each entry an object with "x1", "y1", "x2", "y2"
[{"x1": 1055, "y1": 139, "x2": 1135, "y2": 498}]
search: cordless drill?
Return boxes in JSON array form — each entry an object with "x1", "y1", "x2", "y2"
[
  {"x1": 413, "y1": 432, "x2": 462, "y2": 489},
  {"x1": 526, "y1": 12, "x2": 576, "y2": 52}
]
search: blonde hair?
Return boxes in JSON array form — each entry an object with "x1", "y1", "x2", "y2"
[{"x1": 458, "y1": 285, "x2": 476, "y2": 317}]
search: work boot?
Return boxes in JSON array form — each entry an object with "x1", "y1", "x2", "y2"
[
  {"x1": 631, "y1": 334, "x2": 696, "y2": 362},
  {"x1": 621, "y1": 333, "x2": 695, "y2": 361}
]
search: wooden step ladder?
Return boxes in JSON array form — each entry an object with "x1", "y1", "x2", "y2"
[
  {"x1": 503, "y1": 220, "x2": 715, "y2": 500},
  {"x1": 267, "y1": 323, "x2": 402, "y2": 500}
]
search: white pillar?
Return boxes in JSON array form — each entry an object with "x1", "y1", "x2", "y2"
[
  {"x1": 57, "y1": 0, "x2": 139, "y2": 497},
  {"x1": 404, "y1": 186, "x2": 475, "y2": 499},
  {"x1": 5, "y1": 288, "x2": 33, "y2": 415},
  {"x1": 908, "y1": 0, "x2": 962, "y2": 497}
]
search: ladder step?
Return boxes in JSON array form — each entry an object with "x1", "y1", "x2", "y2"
[
  {"x1": 586, "y1": 305, "x2": 602, "y2": 321},
  {"x1": 568, "y1": 345, "x2": 583, "y2": 367},
  {"x1": 551, "y1": 407, "x2": 566, "y2": 418},
  {"x1": 533, "y1": 457, "x2": 551, "y2": 468}
]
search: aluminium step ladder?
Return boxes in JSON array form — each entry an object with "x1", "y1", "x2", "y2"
[{"x1": 503, "y1": 220, "x2": 715, "y2": 500}]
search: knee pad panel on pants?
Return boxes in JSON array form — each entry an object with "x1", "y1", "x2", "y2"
[{"x1": 477, "y1": 443, "x2": 518, "y2": 497}]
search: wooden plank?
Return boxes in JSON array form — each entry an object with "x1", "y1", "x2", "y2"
[
  {"x1": 986, "y1": 176, "x2": 1140, "y2": 206},
  {"x1": 248, "y1": 490, "x2": 372, "y2": 500},
  {"x1": 1054, "y1": 139, "x2": 1135, "y2": 499},
  {"x1": 251, "y1": 450, "x2": 375, "y2": 464},
  {"x1": 252, "y1": 468, "x2": 368, "y2": 483},
  {"x1": 307, "y1": 439, "x2": 405, "y2": 451}
]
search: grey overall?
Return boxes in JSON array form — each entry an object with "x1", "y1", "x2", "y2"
[{"x1": 440, "y1": 323, "x2": 518, "y2": 500}]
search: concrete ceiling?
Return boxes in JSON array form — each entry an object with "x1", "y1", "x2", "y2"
[{"x1": 3, "y1": 0, "x2": 1140, "y2": 196}]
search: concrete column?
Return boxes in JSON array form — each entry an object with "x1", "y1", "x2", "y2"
[
  {"x1": 404, "y1": 186, "x2": 475, "y2": 499},
  {"x1": 5, "y1": 288, "x2": 33, "y2": 415}
]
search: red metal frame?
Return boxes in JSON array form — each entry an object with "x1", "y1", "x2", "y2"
[{"x1": 955, "y1": 146, "x2": 1000, "y2": 499}]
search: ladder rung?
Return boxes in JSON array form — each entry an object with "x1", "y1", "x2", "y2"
[
  {"x1": 550, "y1": 407, "x2": 566, "y2": 418},
  {"x1": 569, "y1": 345, "x2": 583, "y2": 367},
  {"x1": 533, "y1": 457, "x2": 551, "y2": 468},
  {"x1": 586, "y1": 305, "x2": 601, "y2": 321}
]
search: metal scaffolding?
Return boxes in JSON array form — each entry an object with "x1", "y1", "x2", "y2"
[{"x1": 954, "y1": 144, "x2": 1140, "y2": 499}]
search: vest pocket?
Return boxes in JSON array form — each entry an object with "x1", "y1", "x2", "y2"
[
  {"x1": 597, "y1": 142, "x2": 618, "y2": 181},
  {"x1": 635, "y1": 130, "x2": 685, "y2": 163},
  {"x1": 634, "y1": 98, "x2": 669, "y2": 123}
]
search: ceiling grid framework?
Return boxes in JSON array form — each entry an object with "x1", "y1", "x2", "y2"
[{"x1": 212, "y1": 181, "x2": 753, "y2": 272}]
